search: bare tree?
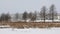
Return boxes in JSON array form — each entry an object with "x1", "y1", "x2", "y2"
[
  {"x1": 0, "y1": 13, "x2": 5, "y2": 21},
  {"x1": 34, "y1": 11, "x2": 37, "y2": 21},
  {"x1": 40, "y1": 6, "x2": 46, "y2": 22},
  {"x1": 22, "y1": 11, "x2": 28, "y2": 22},
  {"x1": 28, "y1": 12, "x2": 33, "y2": 22},
  {"x1": 5, "y1": 13, "x2": 11, "y2": 21},
  {"x1": 28, "y1": 12, "x2": 32, "y2": 19},
  {"x1": 0, "y1": 13, "x2": 11, "y2": 22},
  {"x1": 49, "y1": 4, "x2": 57, "y2": 22}
]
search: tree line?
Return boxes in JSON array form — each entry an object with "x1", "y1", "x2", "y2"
[
  {"x1": 0, "y1": 4, "x2": 58, "y2": 22},
  {"x1": 22, "y1": 4, "x2": 57, "y2": 22}
]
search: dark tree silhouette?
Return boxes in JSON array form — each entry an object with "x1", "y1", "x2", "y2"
[
  {"x1": 40, "y1": 6, "x2": 46, "y2": 22},
  {"x1": 28, "y1": 12, "x2": 32, "y2": 19},
  {"x1": 0, "y1": 13, "x2": 11, "y2": 21},
  {"x1": 0, "y1": 13, "x2": 6, "y2": 21},
  {"x1": 5, "y1": 13, "x2": 11, "y2": 21},
  {"x1": 49, "y1": 4, "x2": 57, "y2": 22},
  {"x1": 31, "y1": 11, "x2": 37, "y2": 21},
  {"x1": 22, "y1": 11, "x2": 28, "y2": 22},
  {"x1": 31, "y1": 15, "x2": 36, "y2": 21}
]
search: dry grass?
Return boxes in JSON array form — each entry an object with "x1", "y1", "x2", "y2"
[{"x1": 0, "y1": 21, "x2": 60, "y2": 28}]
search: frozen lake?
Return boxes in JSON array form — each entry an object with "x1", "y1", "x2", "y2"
[{"x1": 0, "y1": 28, "x2": 60, "y2": 34}]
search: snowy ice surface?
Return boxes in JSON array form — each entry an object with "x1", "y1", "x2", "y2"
[{"x1": 0, "y1": 27, "x2": 60, "y2": 34}]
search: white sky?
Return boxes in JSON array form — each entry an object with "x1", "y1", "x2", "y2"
[{"x1": 0, "y1": 0, "x2": 60, "y2": 14}]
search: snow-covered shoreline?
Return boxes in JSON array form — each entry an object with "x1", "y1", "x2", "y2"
[{"x1": 0, "y1": 28, "x2": 60, "y2": 34}]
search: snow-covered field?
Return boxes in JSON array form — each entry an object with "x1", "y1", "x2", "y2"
[{"x1": 0, "y1": 28, "x2": 60, "y2": 34}]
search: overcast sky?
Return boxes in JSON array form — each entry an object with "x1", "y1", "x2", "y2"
[{"x1": 0, "y1": 0, "x2": 60, "y2": 14}]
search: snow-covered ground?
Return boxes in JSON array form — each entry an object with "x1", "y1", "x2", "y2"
[
  {"x1": 0, "y1": 25, "x2": 10, "y2": 27},
  {"x1": 0, "y1": 28, "x2": 60, "y2": 34}
]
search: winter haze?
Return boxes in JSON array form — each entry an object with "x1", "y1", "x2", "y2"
[{"x1": 0, "y1": 0, "x2": 60, "y2": 34}]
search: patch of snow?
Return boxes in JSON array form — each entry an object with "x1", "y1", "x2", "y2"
[
  {"x1": 0, "y1": 25, "x2": 10, "y2": 27},
  {"x1": 0, "y1": 28, "x2": 60, "y2": 34}
]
